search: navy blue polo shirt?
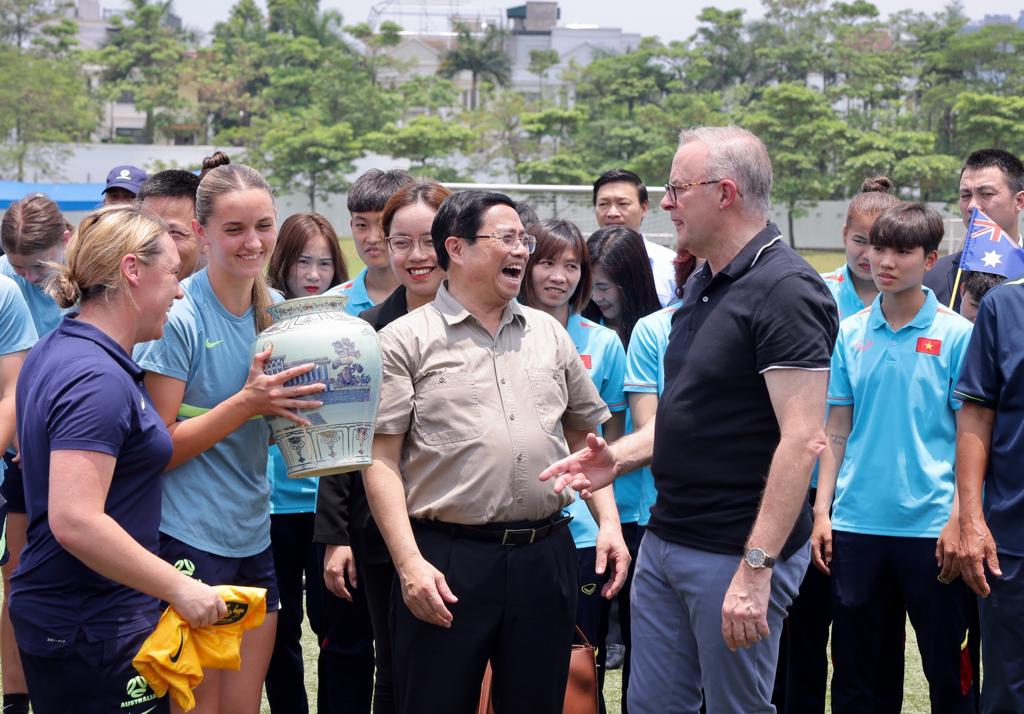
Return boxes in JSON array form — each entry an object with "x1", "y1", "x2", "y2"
[
  {"x1": 649, "y1": 224, "x2": 839, "y2": 558},
  {"x1": 954, "y1": 278, "x2": 1024, "y2": 557},
  {"x1": 10, "y1": 317, "x2": 172, "y2": 656}
]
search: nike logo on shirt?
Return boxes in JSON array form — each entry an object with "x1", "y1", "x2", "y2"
[
  {"x1": 204, "y1": 339, "x2": 224, "y2": 349},
  {"x1": 169, "y1": 631, "x2": 185, "y2": 663}
]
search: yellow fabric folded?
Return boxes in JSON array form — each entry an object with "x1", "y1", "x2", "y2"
[{"x1": 132, "y1": 585, "x2": 267, "y2": 711}]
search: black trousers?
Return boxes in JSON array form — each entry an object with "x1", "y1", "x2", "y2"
[
  {"x1": 831, "y1": 531, "x2": 976, "y2": 714},
  {"x1": 317, "y1": 543, "x2": 376, "y2": 714},
  {"x1": 360, "y1": 558, "x2": 398, "y2": 714},
  {"x1": 617, "y1": 522, "x2": 642, "y2": 714},
  {"x1": 773, "y1": 489, "x2": 906, "y2": 714},
  {"x1": 393, "y1": 521, "x2": 577, "y2": 714},
  {"x1": 575, "y1": 545, "x2": 611, "y2": 714},
  {"x1": 265, "y1": 513, "x2": 375, "y2": 714}
]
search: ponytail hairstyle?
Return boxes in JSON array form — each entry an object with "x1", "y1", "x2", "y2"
[
  {"x1": 195, "y1": 158, "x2": 277, "y2": 331},
  {"x1": 844, "y1": 176, "x2": 899, "y2": 232},
  {"x1": 2, "y1": 193, "x2": 70, "y2": 255},
  {"x1": 47, "y1": 204, "x2": 167, "y2": 308},
  {"x1": 200, "y1": 151, "x2": 231, "y2": 179}
]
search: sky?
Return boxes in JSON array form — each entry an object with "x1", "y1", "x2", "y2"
[{"x1": 168, "y1": 0, "x2": 1023, "y2": 41}]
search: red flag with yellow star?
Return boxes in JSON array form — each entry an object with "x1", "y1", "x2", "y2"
[{"x1": 916, "y1": 337, "x2": 942, "y2": 355}]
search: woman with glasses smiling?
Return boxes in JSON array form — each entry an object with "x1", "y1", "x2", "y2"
[{"x1": 315, "y1": 180, "x2": 451, "y2": 714}]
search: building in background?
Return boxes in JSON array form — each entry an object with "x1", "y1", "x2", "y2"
[{"x1": 371, "y1": 1, "x2": 640, "y2": 108}]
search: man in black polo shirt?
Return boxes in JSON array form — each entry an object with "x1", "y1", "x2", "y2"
[{"x1": 542, "y1": 125, "x2": 838, "y2": 713}]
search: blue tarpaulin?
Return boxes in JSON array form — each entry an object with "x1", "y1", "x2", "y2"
[{"x1": 0, "y1": 181, "x2": 106, "y2": 211}]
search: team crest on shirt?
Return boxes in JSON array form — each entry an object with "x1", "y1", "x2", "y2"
[
  {"x1": 580, "y1": 354, "x2": 592, "y2": 369},
  {"x1": 916, "y1": 337, "x2": 942, "y2": 355},
  {"x1": 216, "y1": 600, "x2": 249, "y2": 625}
]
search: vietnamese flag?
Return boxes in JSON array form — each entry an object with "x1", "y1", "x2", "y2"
[
  {"x1": 580, "y1": 354, "x2": 592, "y2": 369},
  {"x1": 916, "y1": 337, "x2": 942, "y2": 355}
]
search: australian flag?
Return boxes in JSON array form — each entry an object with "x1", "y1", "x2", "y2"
[{"x1": 958, "y1": 207, "x2": 1024, "y2": 279}]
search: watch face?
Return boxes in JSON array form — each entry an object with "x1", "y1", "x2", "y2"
[{"x1": 746, "y1": 548, "x2": 766, "y2": 567}]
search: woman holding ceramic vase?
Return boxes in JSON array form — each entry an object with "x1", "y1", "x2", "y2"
[{"x1": 134, "y1": 159, "x2": 324, "y2": 714}]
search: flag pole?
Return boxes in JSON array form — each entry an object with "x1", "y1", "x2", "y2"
[{"x1": 949, "y1": 267, "x2": 963, "y2": 310}]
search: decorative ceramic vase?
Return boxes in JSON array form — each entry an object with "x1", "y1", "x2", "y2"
[{"x1": 255, "y1": 295, "x2": 382, "y2": 478}]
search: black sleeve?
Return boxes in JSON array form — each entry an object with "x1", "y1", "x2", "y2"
[
  {"x1": 752, "y1": 273, "x2": 838, "y2": 373},
  {"x1": 314, "y1": 470, "x2": 358, "y2": 545}
]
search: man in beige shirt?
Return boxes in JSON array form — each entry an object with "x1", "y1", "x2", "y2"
[{"x1": 364, "y1": 190, "x2": 628, "y2": 714}]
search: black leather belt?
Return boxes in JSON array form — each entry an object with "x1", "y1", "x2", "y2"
[{"x1": 414, "y1": 513, "x2": 573, "y2": 546}]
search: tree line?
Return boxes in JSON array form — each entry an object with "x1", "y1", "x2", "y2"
[{"x1": 1, "y1": 0, "x2": 1022, "y2": 214}]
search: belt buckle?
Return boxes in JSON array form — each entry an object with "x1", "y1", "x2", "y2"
[{"x1": 501, "y1": 527, "x2": 536, "y2": 546}]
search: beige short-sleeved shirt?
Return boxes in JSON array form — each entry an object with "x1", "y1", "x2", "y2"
[{"x1": 375, "y1": 283, "x2": 610, "y2": 524}]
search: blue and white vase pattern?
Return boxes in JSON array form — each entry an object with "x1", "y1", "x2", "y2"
[{"x1": 255, "y1": 294, "x2": 382, "y2": 477}]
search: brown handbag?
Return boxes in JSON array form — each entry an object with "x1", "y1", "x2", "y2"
[{"x1": 477, "y1": 626, "x2": 599, "y2": 714}]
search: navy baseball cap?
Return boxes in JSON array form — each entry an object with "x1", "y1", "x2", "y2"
[{"x1": 103, "y1": 165, "x2": 148, "y2": 196}]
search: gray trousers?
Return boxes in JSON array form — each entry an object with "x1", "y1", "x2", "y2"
[{"x1": 628, "y1": 530, "x2": 810, "y2": 714}]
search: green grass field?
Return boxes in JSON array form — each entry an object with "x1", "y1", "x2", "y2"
[{"x1": 263, "y1": 611, "x2": 933, "y2": 713}]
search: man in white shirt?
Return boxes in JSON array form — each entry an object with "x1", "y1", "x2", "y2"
[{"x1": 593, "y1": 169, "x2": 678, "y2": 306}]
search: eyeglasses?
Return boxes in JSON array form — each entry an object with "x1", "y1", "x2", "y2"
[
  {"x1": 472, "y1": 232, "x2": 537, "y2": 254},
  {"x1": 386, "y1": 234, "x2": 435, "y2": 255},
  {"x1": 664, "y1": 179, "x2": 722, "y2": 206}
]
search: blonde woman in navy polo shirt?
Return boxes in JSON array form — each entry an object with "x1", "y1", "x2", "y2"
[{"x1": 10, "y1": 205, "x2": 227, "y2": 714}]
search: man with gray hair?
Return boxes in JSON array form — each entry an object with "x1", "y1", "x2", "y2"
[{"x1": 542, "y1": 126, "x2": 839, "y2": 712}]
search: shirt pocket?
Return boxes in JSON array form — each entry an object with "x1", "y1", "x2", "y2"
[
  {"x1": 413, "y1": 372, "x2": 484, "y2": 445},
  {"x1": 527, "y1": 368, "x2": 568, "y2": 434}
]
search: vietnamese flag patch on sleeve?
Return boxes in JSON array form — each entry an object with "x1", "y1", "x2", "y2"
[
  {"x1": 580, "y1": 354, "x2": 592, "y2": 369},
  {"x1": 916, "y1": 337, "x2": 942, "y2": 355}
]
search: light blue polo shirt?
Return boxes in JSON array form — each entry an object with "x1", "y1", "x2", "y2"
[
  {"x1": 134, "y1": 269, "x2": 276, "y2": 557},
  {"x1": 0, "y1": 275, "x2": 37, "y2": 357},
  {"x1": 0, "y1": 275, "x2": 37, "y2": 482},
  {"x1": 0, "y1": 256, "x2": 64, "y2": 337},
  {"x1": 821, "y1": 264, "x2": 868, "y2": 320},
  {"x1": 827, "y1": 287, "x2": 973, "y2": 538},
  {"x1": 323, "y1": 268, "x2": 374, "y2": 316},
  {"x1": 623, "y1": 306, "x2": 677, "y2": 526},
  {"x1": 564, "y1": 314, "x2": 626, "y2": 548},
  {"x1": 813, "y1": 265, "x2": 869, "y2": 488},
  {"x1": 268, "y1": 444, "x2": 319, "y2": 514},
  {"x1": 591, "y1": 316, "x2": 646, "y2": 525}
]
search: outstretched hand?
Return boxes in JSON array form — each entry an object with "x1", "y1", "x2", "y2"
[
  {"x1": 243, "y1": 345, "x2": 325, "y2": 426},
  {"x1": 538, "y1": 432, "x2": 617, "y2": 499}
]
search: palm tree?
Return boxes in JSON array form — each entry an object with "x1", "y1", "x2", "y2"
[{"x1": 439, "y1": 22, "x2": 511, "y2": 110}]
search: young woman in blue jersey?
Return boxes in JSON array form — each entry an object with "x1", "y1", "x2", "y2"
[
  {"x1": 820, "y1": 177, "x2": 899, "y2": 320},
  {"x1": 263, "y1": 213, "x2": 348, "y2": 714},
  {"x1": 0, "y1": 193, "x2": 72, "y2": 712},
  {"x1": 622, "y1": 247, "x2": 698, "y2": 532},
  {"x1": 774, "y1": 176, "x2": 904, "y2": 714},
  {"x1": 520, "y1": 218, "x2": 630, "y2": 712},
  {"x1": 316, "y1": 180, "x2": 451, "y2": 714},
  {"x1": 11, "y1": 204, "x2": 226, "y2": 714},
  {"x1": 135, "y1": 161, "x2": 326, "y2": 714},
  {"x1": 0, "y1": 276, "x2": 34, "y2": 714},
  {"x1": 583, "y1": 226, "x2": 661, "y2": 348},
  {"x1": 581, "y1": 224, "x2": 660, "y2": 706}
]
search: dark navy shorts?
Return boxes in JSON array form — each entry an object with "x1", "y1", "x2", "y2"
[
  {"x1": 1, "y1": 452, "x2": 25, "y2": 514},
  {"x1": 159, "y1": 532, "x2": 280, "y2": 611},
  {"x1": 20, "y1": 628, "x2": 170, "y2": 714}
]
